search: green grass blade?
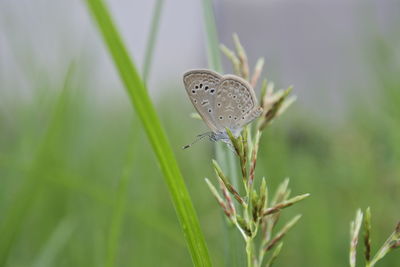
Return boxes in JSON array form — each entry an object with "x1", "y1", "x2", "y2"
[
  {"x1": 84, "y1": 0, "x2": 211, "y2": 266},
  {"x1": 108, "y1": 0, "x2": 164, "y2": 255},
  {"x1": 201, "y1": 0, "x2": 222, "y2": 72},
  {"x1": 105, "y1": 129, "x2": 136, "y2": 267},
  {"x1": 201, "y1": 0, "x2": 238, "y2": 185},
  {"x1": 142, "y1": 0, "x2": 164, "y2": 82},
  {"x1": 32, "y1": 219, "x2": 76, "y2": 267},
  {"x1": 201, "y1": 1, "x2": 242, "y2": 266},
  {"x1": 0, "y1": 64, "x2": 75, "y2": 265}
]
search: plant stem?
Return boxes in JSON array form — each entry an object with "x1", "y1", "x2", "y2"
[
  {"x1": 142, "y1": 0, "x2": 164, "y2": 82},
  {"x1": 244, "y1": 136, "x2": 257, "y2": 267},
  {"x1": 368, "y1": 231, "x2": 397, "y2": 266},
  {"x1": 246, "y1": 237, "x2": 255, "y2": 267},
  {"x1": 85, "y1": 0, "x2": 212, "y2": 265}
]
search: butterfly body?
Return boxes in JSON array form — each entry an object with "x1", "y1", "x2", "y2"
[{"x1": 183, "y1": 69, "x2": 262, "y2": 145}]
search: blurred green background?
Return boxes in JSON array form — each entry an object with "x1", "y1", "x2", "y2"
[{"x1": 0, "y1": 0, "x2": 399, "y2": 266}]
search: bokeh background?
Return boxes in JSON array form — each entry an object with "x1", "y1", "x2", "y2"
[{"x1": 1, "y1": 0, "x2": 400, "y2": 266}]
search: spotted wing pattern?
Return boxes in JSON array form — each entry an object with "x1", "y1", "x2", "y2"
[
  {"x1": 214, "y1": 75, "x2": 262, "y2": 132},
  {"x1": 184, "y1": 70, "x2": 262, "y2": 135},
  {"x1": 183, "y1": 69, "x2": 222, "y2": 132}
]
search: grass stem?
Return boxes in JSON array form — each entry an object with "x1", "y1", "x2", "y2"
[{"x1": 85, "y1": 0, "x2": 211, "y2": 265}]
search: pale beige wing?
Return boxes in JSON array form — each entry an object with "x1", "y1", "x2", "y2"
[
  {"x1": 183, "y1": 69, "x2": 223, "y2": 132},
  {"x1": 214, "y1": 75, "x2": 262, "y2": 132}
]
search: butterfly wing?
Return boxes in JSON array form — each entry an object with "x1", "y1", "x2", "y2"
[
  {"x1": 183, "y1": 69, "x2": 223, "y2": 132},
  {"x1": 214, "y1": 75, "x2": 263, "y2": 133}
]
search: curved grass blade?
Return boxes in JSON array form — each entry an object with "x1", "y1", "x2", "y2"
[
  {"x1": 32, "y1": 219, "x2": 76, "y2": 267},
  {"x1": 142, "y1": 0, "x2": 164, "y2": 82},
  {"x1": 105, "y1": 131, "x2": 136, "y2": 267},
  {"x1": 108, "y1": 0, "x2": 164, "y2": 259},
  {"x1": 201, "y1": 0, "x2": 242, "y2": 265},
  {"x1": 0, "y1": 64, "x2": 75, "y2": 265},
  {"x1": 84, "y1": 0, "x2": 211, "y2": 265},
  {"x1": 201, "y1": 0, "x2": 222, "y2": 72}
]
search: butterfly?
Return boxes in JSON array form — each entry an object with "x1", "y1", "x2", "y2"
[{"x1": 183, "y1": 69, "x2": 262, "y2": 148}]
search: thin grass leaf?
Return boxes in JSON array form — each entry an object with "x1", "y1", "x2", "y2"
[
  {"x1": 369, "y1": 221, "x2": 400, "y2": 266},
  {"x1": 364, "y1": 207, "x2": 372, "y2": 264},
  {"x1": 108, "y1": 2, "x2": 161, "y2": 258},
  {"x1": 250, "y1": 57, "x2": 264, "y2": 88},
  {"x1": 45, "y1": 169, "x2": 187, "y2": 248},
  {"x1": 218, "y1": 177, "x2": 236, "y2": 218},
  {"x1": 105, "y1": 134, "x2": 136, "y2": 267},
  {"x1": 142, "y1": 0, "x2": 164, "y2": 81},
  {"x1": 201, "y1": 0, "x2": 222, "y2": 72},
  {"x1": 201, "y1": 2, "x2": 243, "y2": 265},
  {"x1": 201, "y1": 0, "x2": 238, "y2": 188},
  {"x1": 272, "y1": 178, "x2": 290, "y2": 206},
  {"x1": 201, "y1": 0, "x2": 239, "y2": 188},
  {"x1": 265, "y1": 215, "x2": 302, "y2": 252},
  {"x1": 212, "y1": 160, "x2": 245, "y2": 206},
  {"x1": 263, "y1": 193, "x2": 310, "y2": 216},
  {"x1": 232, "y1": 33, "x2": 249, "y2": 80},
  {"x1": 32, "y1": 219, "x2": 75, "y2": 267},
  {"x1": 249, "y1": 130, "x2": 261, "y2": 186},
  {"x1": 84, "y1": 0, "x2": 211, "y2": 265},
  {"x1": 350, "y1": 209, "x2": 363, "y2": 267},
  {"x1": 265, "y1": 242, "x2": 283, "y2": 267},
  {"x1": 220, "y1": 44, "x2": 240, "y2": 75},
  {"x1": 0, "y1": 64, "x2": 75, "y2": 265},
  {"x1": 205, "y1": 178, "x2": 231, "y2": 218},
  {"x1": 258, "y1": 177, "x2": 268, "y2": 217},
  {"x1": 259, "y1": 79, "x2": 267, "y2": 101}
]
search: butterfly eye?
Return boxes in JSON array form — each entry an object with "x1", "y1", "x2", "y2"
[
  {"x1": 204, "y1": 86, "x2": 209, "y2": 90},
  {"x1": 210, "y1": 89, "x2": 215, "y2": 93},
  {"x1": 219, "y1": 116, "x2": 223, "y2": 120},
  {"x1": 195, "y1": 85, "x2": 199, "y2": 89},
  {"x1": 208, "y1": 109, "x2": 212, "y2": 113},
  {"x1": 217, "y1": 103, "x2": 221, "y2": 107},
  {"x1": 192, "y1": 90, "x2": 195, "y2": 93}
]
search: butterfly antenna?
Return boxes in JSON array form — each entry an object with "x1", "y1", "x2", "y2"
[{"x1": 182, "y1": 133, "x2": 210, "y2": 149}]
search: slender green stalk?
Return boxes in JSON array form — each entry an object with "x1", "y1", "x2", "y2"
[
  {"x1": 0, "y1": 64, "x2": 75, "y2": 265},
  {"x1": 32, "y1": 219, "x2": 75, "y2": 267},
  {"x1": 264, "y1": 243, "x2": 283, "y2": 267},
  {"x1": 368, "y1": 224, "x2": 400, "y2": 266},
  {"x1": 349, "y1": 208, "x2": 399, "y2": 267},
  {"x1": 350, "y1": 209, "x2": 363, "y2": 267},
  {"x1": 246, "y1": 237, "x2": 254, "y2": 267},
  {"x1": 105, "y1": 134, "x2": 136, "y2": 267},
  {"x1": 364, "y1": 207, "x2": 372, "y2": 266},
  {"x1": 142, "y1": 0, "x2": 164, "y2": 81},
  {"x1": 201, "y1": 0, "x2": 238, "y2": 188},
  {"x1": 107, "y1": 0, "x2": 163, "y2": 259},
  {"x1": 201, "y1": 0, "x2": 222, "y2": 72},
  {"x1": 84, "y1": 0, "x2": 211, "y2": 265},
  {"x1": 201, "y1": 1, "x2": 243, "y2": 265},
  {"x1": 206, "y1": 34, "x2": 307, "y2": 267}
]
